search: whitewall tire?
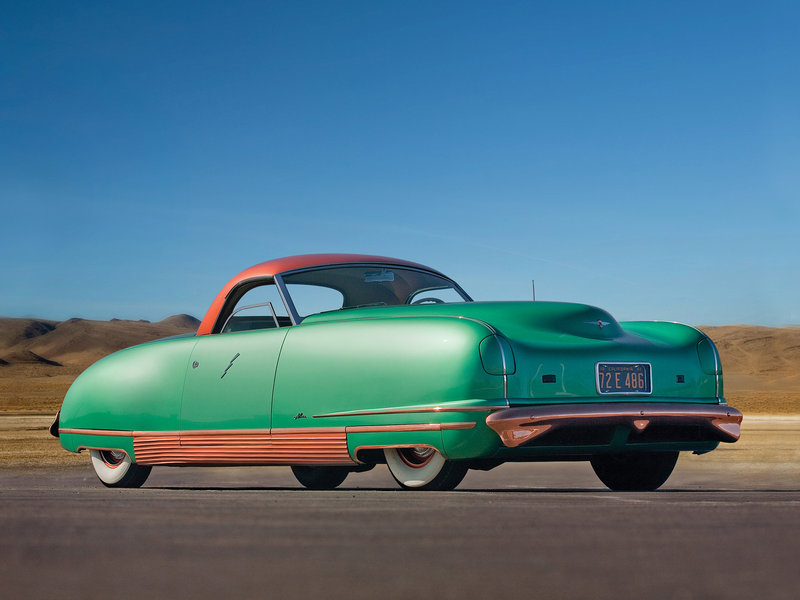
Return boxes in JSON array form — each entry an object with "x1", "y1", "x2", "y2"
[
  {"x1": 384, "y1": 447, "x2": 468, "y2": 491},
  {"x1": 89, "y1": 449, "x2": 151, "y2": 488}
]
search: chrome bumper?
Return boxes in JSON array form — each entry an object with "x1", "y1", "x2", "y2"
[{"x1": 485, "y1": 402, "x2": 743, "y2": 448}]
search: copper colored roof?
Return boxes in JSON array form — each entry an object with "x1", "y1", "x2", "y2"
[{"x1": 197, "y1": 254, "x2": 441, "y2": 335}]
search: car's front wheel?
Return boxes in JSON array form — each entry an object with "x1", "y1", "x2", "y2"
[
  {"x1": 89, "y1": 449, "x2": 152, "y2": 488},
  {"x1": 291, "y1": 466, "x2": 350, "y2": 490},
  {"x1": 384, "y1": 447, "x2": 468, "y2": 491},
  {"x1": 590, "y1": 451, "x2": 679, "y2": 491}
]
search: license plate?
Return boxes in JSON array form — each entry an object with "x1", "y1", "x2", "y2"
[{"x1": 596, "y1": 362, "x2": 652, "y2": 395}]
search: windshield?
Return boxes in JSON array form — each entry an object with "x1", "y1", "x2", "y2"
[{"x1": 281, "y1": 265, "x2": 470, "y2": 318}]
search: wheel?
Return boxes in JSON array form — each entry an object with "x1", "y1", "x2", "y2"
[
  {"x1": 291, "y1": 466, "x2": 350, "y2": 490},
  {"x1": 590, "y1": 451, "x2": 679, "y2": 491},
  {"x1": 89, "y1": 449, "x2": 152, "y2": 488},
  {"x1": 384, "y1": 447, "x2": 468, "y2": 491}
]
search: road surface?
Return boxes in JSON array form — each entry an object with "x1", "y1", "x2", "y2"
[{"x1": 2, "y1": 446, "x2": 799, "y2": 599}]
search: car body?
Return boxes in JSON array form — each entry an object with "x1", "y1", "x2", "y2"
[{"x1": 53, "y1": 254, "x2": 742, "y2": 490}]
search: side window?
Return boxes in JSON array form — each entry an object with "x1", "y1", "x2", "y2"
[
  {"x1": 407, "y1": 287, "x2": 465, "y2": 305},
  {"x1": 285, "y1": 284, "x2": 344, "y2": 318},
  {"x1": 219, "y1": 284, "x2": 291, "y2": 333}
]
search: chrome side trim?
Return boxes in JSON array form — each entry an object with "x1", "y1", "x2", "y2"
[
  {"x1": 710, "y1": 336, "x2": 721, "y2": 398},
  {"x1": 75, "y1": 445, "x2": 129, "y2": 455},
  {"x1": 687, "y1": 325, "x2": 723, "y2": 402},
  {"x1": 273, "y1": 274, "x2": 299, "y2": 325},
  {"x1": 456, "y1": 315, "x2": 497, "y2": 334},
  {"x1": 60, "y1": 428, "x2": 133, "y2": 437},
  {"x1": 276, "y1": 263, "x2": 473, "y2": 324},
  {"x1": 313, "y1": 406, "x2": 507, "y2": 418},
  {"x1": 492, "y1": 333, "x2": 510, "y2": 398},
  {"x1": 277, "y1": 263, "x2": 473, "y2": 302},
  {"x1": 219, "y1": 301, "x2": 281, "y2": 332},
  {"x1": 345, "y1": 422, "x2": 476, "y2": 434}
]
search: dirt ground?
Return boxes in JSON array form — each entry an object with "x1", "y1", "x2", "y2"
[{"x1": 0, "y1": 364, "x2": 81, "y2": 414}]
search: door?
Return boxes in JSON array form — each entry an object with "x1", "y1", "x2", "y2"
[{"x1": 180, "y1": 328, "x2": 287, "y2": 433}]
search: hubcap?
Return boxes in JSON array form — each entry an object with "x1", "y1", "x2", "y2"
[
  {"x1": 99, "y1": 450, "x2": 126, "y2": 468},
  {"x1": 398, "y1": 446, "x2": 436, "y2": 468}
]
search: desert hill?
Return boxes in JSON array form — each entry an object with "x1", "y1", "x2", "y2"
[
  {"x1": 0, "y1": 319, "x2": 58, "y2": 350},
  {"x1": 159, "y1": 314, "x2": 202, "y2": 329},
  {"x1": 698, "y1": 326, "x2": 800, "y2": 379},
  {"x1": 0, "y1": 315, "x2": 200, "y2": 369},
  {"x1": 697, "y1": 325, "x2": 799, "y2": 413}
]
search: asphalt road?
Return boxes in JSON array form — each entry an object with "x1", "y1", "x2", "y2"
[{"x1": 2, "y1": 456, "x2": 799, "y2": 600}]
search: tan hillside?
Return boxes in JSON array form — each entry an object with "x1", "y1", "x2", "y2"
[
  {"x1": 0, "y1": 319, "x2": 58, "y2": 349},
  {"x1": 698, "y1": 325, "x2": 800, "y2": 414},
  {"x1": 159, "y1": 314, "x2": 202, "y2": 329},
  {"x1": 0, "y1": 315, "x2": 200, "y2": 413},
  {"x1": 0, "y1": 315, "x2": 200, "y2": 369},
  {"x1": 698, "y1": 326, "x2": 800, "y2": 378}
]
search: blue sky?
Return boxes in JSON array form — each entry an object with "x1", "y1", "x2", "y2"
[{"x1": 2, "y1": 1, "x2": 798, "y2": 326}]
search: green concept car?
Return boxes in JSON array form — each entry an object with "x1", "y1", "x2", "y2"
[{"x1": 53, "y1": 254, "x2": 742, "y2": 491}]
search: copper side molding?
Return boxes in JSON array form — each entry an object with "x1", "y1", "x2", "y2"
[
  {"x1": 60, "y1": 428, "x2": 134, "y2": 437},
  {"x1": 346, "y1": 422, "x2": 476, "y2": 434},
  {"x1": 67, "y1": 423, "x2": 473, "y2": 466},
  {"x1": 314, "y1": 406, "x2": 507, "y2": 418},
  {"x1": 486, "y1": 403, "x2": 743, "y2": 448},
  {"x1": 76, "y1": 445, "x2": 129, "y2": 455},
  {"x1": 132, "y1": 427, "x2": 354, "y2": 466}
]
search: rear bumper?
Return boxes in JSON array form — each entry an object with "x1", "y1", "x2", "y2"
[{"x1": 486, "y1": 402, "x2": 742, "y2": 448}]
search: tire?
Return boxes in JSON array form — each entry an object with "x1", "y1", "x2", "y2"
[
  {"x1": 291, "y1": 466, "x2": 350, "y2": 490},
  {"x1": 590, "y1": 451, "x2": 679, "y2": 491},
  {"x1": 89, "y1": 449, "x2": 152, "y2": 488},
  {"x1": 384, "y1": 447, "x2": 468, "y2": 491}
]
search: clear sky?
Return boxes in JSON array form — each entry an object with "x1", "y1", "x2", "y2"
[{"x1": 2, "y1": 1, "x2": 798, "y2": 326}]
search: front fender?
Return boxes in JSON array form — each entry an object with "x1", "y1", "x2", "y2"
[{"x1": 58, "y1": 336, "x2": 197, "y2": 451}]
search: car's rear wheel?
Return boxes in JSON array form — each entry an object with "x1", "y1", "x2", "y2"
[
  {"x1": 89, "y1": 449, "x2": 151, "y2": 488},
  {"x1": 590, "y1": 451, "x2": 679, "y2": 491},
  {"x1": 384, "y1": 447, "x2": 468, "y2": 491},
  {"x1": 291, "y1": 466, "x2": 350, "y2": 490}
]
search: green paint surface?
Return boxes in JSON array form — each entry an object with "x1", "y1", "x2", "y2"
[{"x1": 59, "y1": 301, "x2": 727, "y2": 462}]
